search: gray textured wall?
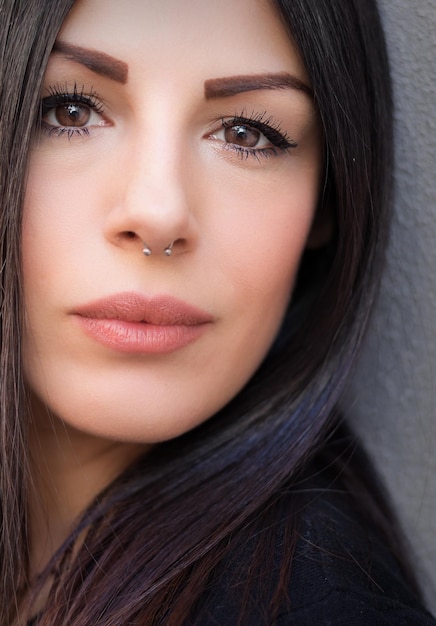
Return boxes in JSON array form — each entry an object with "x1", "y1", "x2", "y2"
[{"x1": 346, "y1": 0, "x2": 436, "y2": 612}]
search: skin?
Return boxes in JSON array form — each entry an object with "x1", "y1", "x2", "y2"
[{"x1": 22, "y1": 0, "x2": 323, "y2": 572}]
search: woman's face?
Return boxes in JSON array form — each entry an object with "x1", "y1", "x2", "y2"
[{"x1": 23, "y1": 0, "x2": 322, "y2": 444}]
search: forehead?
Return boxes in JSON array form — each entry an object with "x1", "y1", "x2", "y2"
[{"x1": 58, "y1": 0, "x2": 307, "y2": 84}]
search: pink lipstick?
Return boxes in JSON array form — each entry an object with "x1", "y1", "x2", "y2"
[{"x1": 73, "y1": 292, "x2": 213, "y2": 354}]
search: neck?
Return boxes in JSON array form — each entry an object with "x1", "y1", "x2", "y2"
[{"x1": 28, "y1": 407, "x2": 148, "y2": 577}]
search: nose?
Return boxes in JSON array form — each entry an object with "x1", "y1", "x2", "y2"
[{"x1": 104, "y1": 139, "x2": 197, "y2": 258}]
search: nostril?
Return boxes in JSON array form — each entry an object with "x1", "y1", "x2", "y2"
[
  {"x1": 166, "y1": 238, "x2": 187, "y2": 256},
  {"x1": 172, "y1": 237, "x2": 185, "y2": 249},
  {"x1": 125, "y1": 231, "x2": 136, "y2": 239}
]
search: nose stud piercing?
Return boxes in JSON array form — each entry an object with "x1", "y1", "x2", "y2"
[{"x1": 142, "y1": 242, "x2": 174, "y2": 256}]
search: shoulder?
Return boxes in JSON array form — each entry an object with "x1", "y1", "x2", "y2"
[
  {"x1": 276, "y1": 482, "x2": 435, "y2": 625},
  {"x1": 193, "y1": 473, "x2": 435, "y2": 626}
]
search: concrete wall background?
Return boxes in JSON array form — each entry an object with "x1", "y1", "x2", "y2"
[{"x1": 346, "y1": 0, "x2": 436, "y2": 612}]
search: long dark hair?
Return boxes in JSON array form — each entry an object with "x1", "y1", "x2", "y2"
[{"x1": 0, "y1": 0, "x2": 396, "y2": 624}]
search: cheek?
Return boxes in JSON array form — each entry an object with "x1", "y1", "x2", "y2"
[
  {"x1": 202, "y1": 159, "x2": 321, "y2": 299},
  {"x1": 23, "y1": 152, "x2": 101, "y2": 250},
  {"x1": 192, "y1": 161, "x2": 320, "y2": 378}
]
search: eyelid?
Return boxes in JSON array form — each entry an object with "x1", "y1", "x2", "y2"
[{"x1": 42, "y1": 82, "x2": 105, "y2": 108}]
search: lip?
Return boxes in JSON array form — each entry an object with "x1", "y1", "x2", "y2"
[{"x1": 72, "y1": 292, "x2": 213, "y2": 354}]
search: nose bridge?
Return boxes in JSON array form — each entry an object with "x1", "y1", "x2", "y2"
[
  {"x1": 106, "y1": 102, "x2": 197, "y2": 255},
  {"x1": 125, "y1": 123, "x2": 189, "y2": 231}
]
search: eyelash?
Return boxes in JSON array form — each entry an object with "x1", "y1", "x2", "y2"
[
  {"x1": 218, "y1": 111, "x2": 298, "y2": 160},
  {"x1": 39, "y1": 83, "x2": 105, "y2": 138}
]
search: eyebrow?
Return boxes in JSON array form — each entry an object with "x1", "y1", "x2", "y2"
[
  {"x1": 51, "y1": 41, "x2": 129, "y2": 84},
  {"x1": 204, "y1": 72, "x2": 313, "y2": 99}
]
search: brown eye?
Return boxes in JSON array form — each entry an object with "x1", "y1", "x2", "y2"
[
  {"x1": 40, "y1": 91, "x2": 107, "y2": 136},
  {"x1": 224, "y1": 124, "x2": 261, "y2": 148},
  {"x1": 54, "y1": 103, "x2": 91, "y2": 127},
  {"x1": 207, "y1": 115, "x2": 295, "y2": 159}
]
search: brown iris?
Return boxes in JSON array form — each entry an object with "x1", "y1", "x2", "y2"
[
  {"x1": 224, "y1": 125, "x2": 260, "y2": 148},
  {"x1": 54, "y1": 103, "x2": 91, "y2": 127}
]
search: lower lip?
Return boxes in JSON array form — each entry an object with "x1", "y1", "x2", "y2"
[{"x1": 75, "y1": 317, "x2": 208, "y2": 354}]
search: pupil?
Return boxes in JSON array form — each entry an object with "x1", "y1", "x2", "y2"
[{"x1": 67, "y1": 104, "x2": 80, "y2": 120}]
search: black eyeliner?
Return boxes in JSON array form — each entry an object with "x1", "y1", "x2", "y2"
[{"x1": 223, "y1": 112, "x2": 297, "y2": 150}]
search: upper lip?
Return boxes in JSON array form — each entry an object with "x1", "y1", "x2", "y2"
[{"x1": 73, "y1": 292, "x2": 213, "y2": 326}]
